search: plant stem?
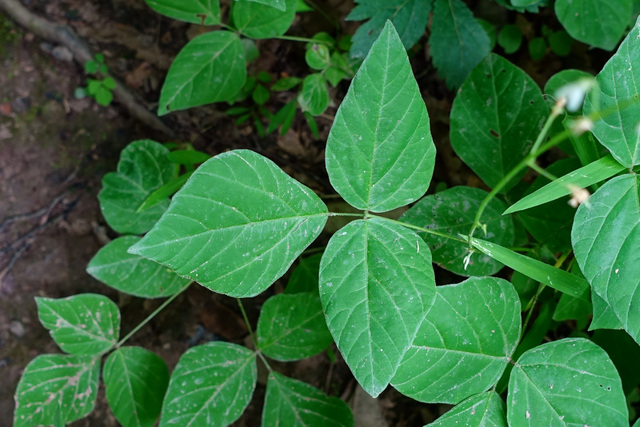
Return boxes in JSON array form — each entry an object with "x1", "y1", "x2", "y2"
[
  {"x1": 237, "y1": 298, "x2": 273, "y2": 372},
  {"x1": 327, "y1": 212, "x2": 365, "y2": 218},
  {"x1": 379, "y1": 216, "x2": 468, "y2": 243},
  {"x1": 274, "y1": 35, "x2": 331, "y2": 44},
  {"x1": 115, "y1": 282, "x2": 191, "y2": 348}
]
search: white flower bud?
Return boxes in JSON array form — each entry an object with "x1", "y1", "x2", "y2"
[{"x1": 554, "y1": 78, "x2": 595, "y2": 112}]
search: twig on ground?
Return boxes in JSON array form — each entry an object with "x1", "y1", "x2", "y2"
[{"x1": 0, "y1": 0, "x2": 176, "y2": 138}]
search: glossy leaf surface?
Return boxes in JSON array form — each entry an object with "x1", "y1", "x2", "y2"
[
  {"x1": 158, "y1": 31, "x2": 245, "y2": 115},
  {"x1": 347, "y1": 0, "x2": 431, "y2": 58},
  {"x1": 262, "y1": 372, "x2": 354, "y2": 426},
  {"x1": 104, "y1": 347, "x2": 169, "y2": 427},
  {"x1": 130, "y1": 150, "x2": 328, "y2": 298},
  {"x1": 160, "y1": 342, "x2": 256, "y2": 426},
  {"x1": 392, "y1": 277, "x2": 520, "y2": 404},
  {"x1": 257, "y1": 292, "x2": 332, "y2": 361},
  {"x1": 430, "y1": 0, "x2": 491, "y2": 89},
  {"x1": 98, "y1": 140, "x2": 176, "y2": 234},
  {"x1": 319, "y1": 217, "x2": 436, "y2": 397},
  {"x1": 36, "y1": 294, "x2": 120, "y2": 356},
  {"x1": 14, "y1": 354, "x2": 99, "y2": 427},
  {"x1": 401, "y1": 186, "x2": 513, "y2": 276},
  {"x1": 572, "y1": 174, "x2": 640, "y2": 342},
  {"x1": 555, "y1": 0, "x2": 631, "y2": 51},
  {"x1": 87, "y1": 236, "x2": 189, "y2": 298},
  {"x1": 584, "y1": 16, "x2": 640, "y2": 168},
  {"x1": 145, "y1": 0, "x2": 221, "y2": 24},
  {"x1": 427, "y1": 391, "x2": 507, "y2": 426},
  {"x1": 507, "y1": 338, "x2": 627, "y2": 426},
  {"x1": 326, "y1": 21, "x2": 435, "y2": 213},
  {"x1": 450, "y1": 54, "x2": 548, "y2": 191},
  {"x1": 232, "y1": 0, "x2": 296, "y2": 39},
  {"x1": 236, "y1": 0, "x2": 285, "y2": 11}
]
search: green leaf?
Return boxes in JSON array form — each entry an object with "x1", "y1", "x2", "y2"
[
  {"x1": 504, "y1": 155, "x2": 624, "y2": 214},
  {"x1": 87, "y1": 236, "x2": 189, "y2": 298},
  {"x1": 14, "y1": 354, "x2": 99, "y2": 427},
  {"x1": 392, "y1": 277, "x2": 521, "y2": 404},
  {"x1": 590, "y1": 290, "x2": 623, "y2": 330},
  {"x1": 401, "y1": 186, "x2": 514, "y2": 276},
  {"x1": 36, "y1": 294, "x2": 120, "y2": 356},
  {"x1": 319, "y1": 217, "x2": 436, "y2": 397},
  {"x1": 85, "y1": 60, "x2": 98, "y2": 74},
  {"x1": 267, "y1": 100, "x2": 297, "y2": 135},
  {"x1": 497, "y1": 24, "x2": 522, "y2": 54},
  {"x1": 232, "y1": 0, "x2": 296, "y2": 39},
  {"x1": 241, "y1": 38, "x2": 260, "y2": 62},
  {"x1": 326, "y1": 21, "x2": 435, "y2": 213},
  {"x1": 160, "y1": 342, "x2": 256, "y2": 427},
  {"x1": 252, "y1": 83, "x2": 270, "y2": 105},
  {"x1": 95, "y1": 86, "x2": 113, "y2": 106},
  {"x1": 297, "y1": 73, "x2": 330, "y2": 116},
  {"x1": 104, "y1": 347, "x2": 169, "y2": 427},
  {"x1": 427, "y1": 391, "x2": 507, "y2": 426},
  {"x1": 167, "y1": 149, "x2": 211, "y2": 165},
  {"x1": 528, "y1": 37, "x2": 546, "y2": 61},
  {"x1": 584, "y1": 16, "x2": 640, "y2": 168},
  {"x1": 263, "y1": 372, "x2": 354, "y2": 426},
  {"x1": 137, "y1": 172, "x2": 193, "y2": 213},
  {"x1": 347, "y1": 0, "x2": 432, "y2": 59},
  {"x1": 98, "y1": 140, "x2": 177, "y2": 234},
  {"x1": 450, "y1": 54, "x2": 548, "y2": 191},
  {"x1": 470, "y1": 238, "x2": 589, "y2": 298},
  {"x1": 572, "y1": 174, "x2": 640, "y2": 342},
  {"x1": 130, "y1": 150, "x2": 328, "y2": 298},
  {"x1": 553, "y1": 288, "x2": 592, "y2": 323},
  {"x1": 555, "y1": 0, "x2": 632, "y2": 51},
  {"x1": 272, "y1": 76, "x2": 302, "y2": 91},
  {"x1": 507, "y1": 338, "x2": 628, "y2": 426},
  {"x1": 103, "y1": 77, "x2": 116, "y2": 90},
  {"x1": 325, "y1": 52, "x2": 352, "y2": 86},
  {"x1": 305, "y1": 43, "x2": 331, "y2": 70},
  {"x1": 548, "y1": 30, "x2": 573, "y2": 56},
  {"x1": 257, "y1": 292, "x2": 333, "y2": 361},
  {"x1": 285, "y1": 253, "x2": 321, "y2": 294},
  {"x1": 236, "y1": 0, "x2": 286, "y2": 11},
  {"x1": 145, "y1": 0, "x2": 221, "y2": 24},
  {"x1": 158, "y1": 31, "x2": 246, "y2": 115},
  {"x1": 430, "y1": 0, "x2": 491, "y2": 89}
]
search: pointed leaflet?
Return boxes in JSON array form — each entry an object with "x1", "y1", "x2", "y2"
[
  {"x1": 160, "y1": 342, "x2": 256, "y2": 426},
  {"x1": 319, "y1": 217, "x2": 436, "y2": 397},
  {"x1": 430, "y1": 0, "x2": 491, "y2": 89},
  {"x1": 572, "y1": 174, "x2": 640, "y2": 342},
  {"x1": 427, "y1": 392, "x2": 507, "y2": 427},
  {"x1": 297, "y1": 73, "x2": 330, "y2": 116},
  {"x1": 262, "y1": 372, "x2": 354, "y2": 426},
  {"x1": 555, "y1": 0, "x2": 631, "y2": 51},
  {"x1": 87, "y1": 236, "x2": 189, "y2": 298},
  {"x1": 450, "y1": 54, "x2": 548, "y2": 191},
  {"x1": 470, "y1": 238, "x2": 588, "y2": 298},
  {"x1": 326, "y1": 21, "x2": 435, "y2": 213},
  {"x1": 392, "y1": 277, "x2": 521, "y2": 404},
  {"x1": 590, "y1": 290, "x2": 623, "y2": 331},
  {"x1": 14, "y1": 354, "x2": 99, "y2": 427},
  {"x1": 104, "y1": 347, "x2": 169, "y2": 427},
  {"x1": 99, "y1": 140, "x2": 177, "y2": 235},
  {"x1": 507, "y1": 338, "x2": 627, "y2": 426},
  {"x1": 36, "y1": 294, "x2": 120, "y2": 356},
  {"x1": 232, "y1": 0, "x2": 296, "y2": 39},
  {"x1": 256, "y1": 292, "x2": 333, "y2": 361},
  {"x1": 347, "y1": 0, "x2": 432, "y2": 59},
  {"x1": 130, "y1": 150, "x2": 327, "y2": 298},
  {"x1": 401, "y1": 186, "x2": 514, "y2": 276},
  {"x1": 145, "y1": 0, "x2": 221, "y2": 25},
  {"x1": 285, "y1": 253, "x2": 322, "y2": 294},
  {"x1": 158, "y1": 31, "x2": 246, "y2": 115},
  {"x1": 584, "y1": 16, "x2": 640, "y2": 168},
  {"x1": 504, "y1": 155, "x2": 625, "y2": 214}
]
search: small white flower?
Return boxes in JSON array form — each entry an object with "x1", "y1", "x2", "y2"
[
  {"x1": 571, "y1": 117, "x2": 594, "y2": 135},
  {"x1": 555, "y1": 77, "x2": 595, "y2": 112},
  {"x1": 568, "y1": 185, "x2": 590, "y2": 208}
]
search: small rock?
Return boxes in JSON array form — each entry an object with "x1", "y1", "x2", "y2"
[
  {"x1": 9, "y1": 320, "x2": 25, "y2": 337},
  {"x1": 52, "y1": 46, "x2": 74, "y2": 62}
]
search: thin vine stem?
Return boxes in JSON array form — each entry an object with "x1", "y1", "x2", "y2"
[
  {"x1": 237, "y1": 298, "x2": 273, "y2": 372},
  {"x1": 116, "y1": 281, "x2": 192, "y2": 348},
  {"x1": 378, "y1": 216, "x2": 468, "y2": 243},
  {"x1": 273, "y1": 34, "x2": 331, "y2": 44}
]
